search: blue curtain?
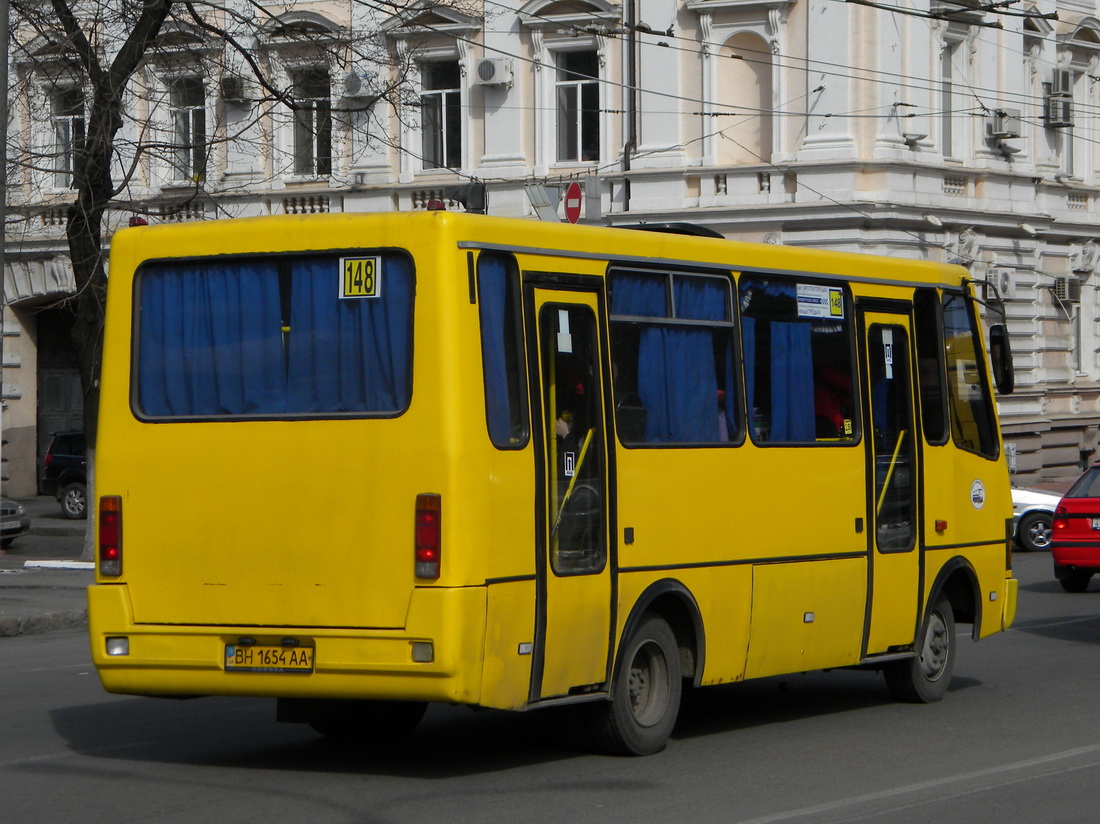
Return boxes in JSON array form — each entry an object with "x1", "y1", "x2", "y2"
[
  {"x1": 478, "y1": 255, "x2": 515, "y2": 446},
  {"x1": 612, "y1": 273, "x2": 724, "y2": 443},
  {"x1": 740, "y1": 280, "x2": 815, "y2": 442},
  {"x1": 287, "y1": 257, "x2": 412, "y2": 413},
  {"x1": 611, "y1": 271, "x2": 667, "y2": 317},
  {"x1": 770, "y1": 322, "x2": 815, "y2": 441},
  {"x1": 138, "y1": 255, "x2": 412, "y2": 417},
  {"x1": 139, "y1": 261, "x2": 286, "y2": 416}
]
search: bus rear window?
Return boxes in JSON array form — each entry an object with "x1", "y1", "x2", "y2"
[{"x1": 135, "y1": 252, "x2": 414, "y2": 418}]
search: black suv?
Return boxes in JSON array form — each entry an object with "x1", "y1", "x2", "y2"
[{"x1": 41, "y1": 431, "x2": 87, "y2": 519}]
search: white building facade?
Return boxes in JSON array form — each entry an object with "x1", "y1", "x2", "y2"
[{"x1": 4, "y1": 0, "x2": 1099, "y2": 493}]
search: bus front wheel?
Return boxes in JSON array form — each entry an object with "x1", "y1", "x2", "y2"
[
  {"x1": 884, "y1": 595, "x2": 955, "y2": 703},
  {"x1": 588, "y1": 614, "x2": 682, "y2": 756}
]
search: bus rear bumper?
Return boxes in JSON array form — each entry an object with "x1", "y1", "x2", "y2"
[{"x1": 87, "y1": 583, "x2": 488, "y2": 705}]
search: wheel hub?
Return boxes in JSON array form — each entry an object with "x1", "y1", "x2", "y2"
[{"x1": 918, "y1": 610, "x2": 949, "y2": 680}]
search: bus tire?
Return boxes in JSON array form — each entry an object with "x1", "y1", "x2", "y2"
[
  {"x1": 884, "y1": 595, "x2": 955, "y2": 703},
  {"x1": 588, "y1": 614, "x2": 681, "y2": 756},
  {"x1": 306, "y1": 699, "x2": 427, "y2": 742}
]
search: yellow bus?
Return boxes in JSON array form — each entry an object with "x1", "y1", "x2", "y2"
[{"x1": 89, "y1": 211, "x2": 1017, "y2": 755}]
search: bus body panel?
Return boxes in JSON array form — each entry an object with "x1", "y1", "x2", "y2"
[
  {"x1": 480, "y1": 580, "x2": 538, "y2": 710},
  {"x1": 89, "y1": 582, "x2": 489, "y2": 704},
  {"x1": 614, "y1": 446, "x2": 867, "y2": 569},
  {"x1": 743, "y1": 557, "x2": 867, "y2": 678}
]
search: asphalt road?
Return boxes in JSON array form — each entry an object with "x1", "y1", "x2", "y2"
[{"x1": 2, "y1": 550, "x2": 1099, "y2": 824}]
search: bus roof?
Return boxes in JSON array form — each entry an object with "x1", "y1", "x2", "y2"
[{"x1": 111, "y1": 211, "x2": 968, "y2": 290}]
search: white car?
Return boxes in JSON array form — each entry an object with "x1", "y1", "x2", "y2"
[{"x1": 1011, "y1": 486, "x2": 1062, "y2": 552}]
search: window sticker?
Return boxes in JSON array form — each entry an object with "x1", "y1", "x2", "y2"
[
  {"x1": 340, "y1": 256, "x2": 381, "y2": 299},
  {"x1": 796, "y1": 284, "x2": 844, "y2": 319},
  {"x1": 557, "y1": 309, "x2": 574, "y2": 354}
]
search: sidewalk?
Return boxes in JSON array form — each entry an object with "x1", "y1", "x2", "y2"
[{"x1": 0, "y1": 496, "x2": 92, "y2": 637}]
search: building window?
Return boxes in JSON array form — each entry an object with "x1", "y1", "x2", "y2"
[
  {"x1": 420, "y1": 61, "x2": 461, "y2": 170},
  {"x1": 52, "y1": 86, "x2": 85, "y2": 188},
  {"x1": 1059, "y1": 69, "x2": 1081, "y2": 177},
  {"x1": 940, "y1": 41, "x2": 963, "y2": 158},
  {"x1": 170, "y1": 77, "x2": 207, "y2": 181},
  {"x1": 292, "y1": 68, "x2": 332, "y2": 176},
  {"x1": 555, "y1": 50, "x2": 599, "y2": 162}
]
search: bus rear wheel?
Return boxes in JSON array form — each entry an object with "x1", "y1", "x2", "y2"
[
  {"x1": 884, "y1": 595, "x2": 955, "y2": 703},
  {"x1": 304, "y1": 699, "x2": 427, "y2": 742},
  {"x1": 588, "y1": 614, "x2": 681, "y2": 756}
]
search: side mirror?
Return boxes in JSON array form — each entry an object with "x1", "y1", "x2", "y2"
[{"x1": 989, "y1": 324, "x2": 1014, "y2": 395}]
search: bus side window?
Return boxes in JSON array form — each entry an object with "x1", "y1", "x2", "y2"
[
  {"x1": 477, "y1": 253, "x2": 529, "y2": 448},
  {"x1": 942, "y1": 292, "x2": 999, "y2": 458},
  {"x1": 608, "y1": 269, "x2": 739, "y2": 445},
  {"x1": 913, "y1": 289, "x2": 948, "y2": 445},
  {"x1": 739, "y1": 276, "x2": 856, "y2": 444}
]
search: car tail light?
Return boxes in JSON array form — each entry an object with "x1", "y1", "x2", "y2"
[
  {"x1": 44, "y1": 452, "x2": 54, "y2": 469},
  {"x1": 99, "y1": 496, "x2": 122, "y2": 577},
  {"x1": 415, "y1": 494, "x2": 441, "y2": 580},
  {"x1": 1053, "y1": 506, "x2": 1069, "y2": 531}
]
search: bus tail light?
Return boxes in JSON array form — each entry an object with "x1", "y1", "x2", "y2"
[
  {"x1": 415, "y1": 494, "x2": 441, "y2": 579},
  {"x1": 99, "y1": 496, "x2": 123, "y2": 576}
]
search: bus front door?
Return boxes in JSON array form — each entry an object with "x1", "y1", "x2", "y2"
[
  {"x1": 861, "y1": 311, "x2": 921, "y2": 654},
  {"x1": 528, "y1": 287, "x2": 613, "y2": 701}
]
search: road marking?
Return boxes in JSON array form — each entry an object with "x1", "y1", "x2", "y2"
[{"x1": 734, "y1": 743, "x2": 1100, "y2": 823}]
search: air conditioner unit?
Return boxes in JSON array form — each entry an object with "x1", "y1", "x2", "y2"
[
  {"x1": 1053, "y1": 69, "x2": 1073, "y2": 96},
  {"x1": 1054, "y1": 276, "x2": 1082, "y2": 302},
  {"x1": 221, "y1": 75, "x2": 255, "y2": 103},
  {"x1": 342, "y1": 70, "x2": 377, "y2": 99},
  {"x1": 474, "y1": 58, "x2": 513, "y2": 87},
  {"x1": 986, "y1": 108, "x2": 1022, "y2": 139},
  {"x1": 1046, "y1": 70, "x2": 1074, "y2": 128},
  {"x1": 987, "y1": 268, "x2": 1017, "y2": 301},
  {"x1": 1045, "y1": 94, "x2": 1073, "y2": 128}
]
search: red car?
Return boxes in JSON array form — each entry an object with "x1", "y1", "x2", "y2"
[{"x1": 1052, "y1": 464, "x2": 1100, "y2": 591}]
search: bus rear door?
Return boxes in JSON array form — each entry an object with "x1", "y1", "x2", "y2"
[
  {"x1": 861, "y1": 307, "x2": 921, "y2": 654},
  {"x1": 526, "y1": 284, "x2": 613, "y2": 702}
]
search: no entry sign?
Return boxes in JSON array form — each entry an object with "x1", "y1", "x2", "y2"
[{"x1": 564, "y1": 181, "x2": 582, "y2": 224}]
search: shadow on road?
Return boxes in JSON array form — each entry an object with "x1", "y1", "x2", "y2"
[{"x1": 48, "y1": 662, "x2": 987, "y2": 776}]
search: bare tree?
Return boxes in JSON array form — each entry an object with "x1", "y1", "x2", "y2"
[{"x1": 8, "y1": 0, "x2": 461, "y2": 552}]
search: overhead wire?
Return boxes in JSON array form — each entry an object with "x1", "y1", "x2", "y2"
[{"x1": 199, "y1": 0, "x2": 1094, "y2": 252}]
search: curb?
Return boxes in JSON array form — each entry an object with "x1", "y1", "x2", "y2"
[
  {"x1": 24, "y1": 560, "x2": 95, "y2": 570},
  {"x1": 0, "y1": 609, "x2": 88, "y2": 637}
]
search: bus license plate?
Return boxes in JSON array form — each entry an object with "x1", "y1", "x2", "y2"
[{"x1": 225, "y1": 644, "x2": 314, "y2": 673}]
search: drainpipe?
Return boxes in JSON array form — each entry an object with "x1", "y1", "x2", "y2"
[
  {"x1": 1, "y1": 0, "x2": 9, "y2": 434},
  {"x1": 622, "y1": 0, "x2": 637, "y2": 214}
]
